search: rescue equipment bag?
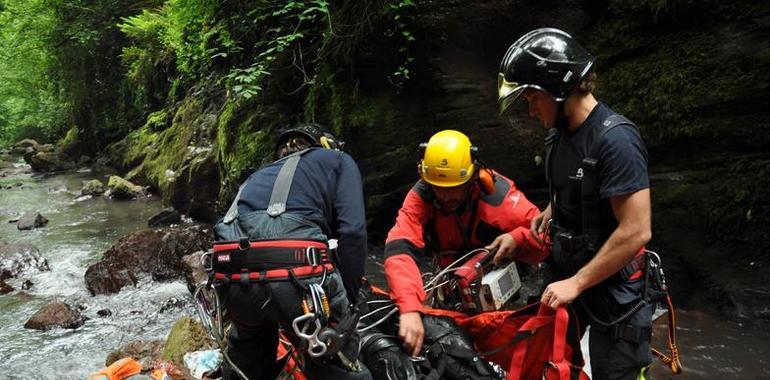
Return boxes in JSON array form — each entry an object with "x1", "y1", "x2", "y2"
[{"x1": 422, "y1": 304, "x2": 588, "y2": 380}]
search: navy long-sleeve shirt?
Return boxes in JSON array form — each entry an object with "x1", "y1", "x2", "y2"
[{"x1": 237, "y1": 148, "x2": 367, "y2": 295}]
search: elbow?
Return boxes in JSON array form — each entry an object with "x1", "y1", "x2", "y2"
[{"x1": 638, "y1": 228, "x2": 652, "y2": 247}]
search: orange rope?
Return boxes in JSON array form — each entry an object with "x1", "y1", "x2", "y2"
[{"x1": 651, "y1": 295, "x2": 683, "y2": 374}]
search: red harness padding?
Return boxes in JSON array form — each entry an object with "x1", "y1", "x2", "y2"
[
  {"x1": 211, "y1": 239, "x2": 334, "y2": 282},
  {"x1": 421, "y1": 303, "x2": 588, "y2": 380}
]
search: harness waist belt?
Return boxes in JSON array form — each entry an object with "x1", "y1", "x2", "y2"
[
  {"x1": 592, "y1": 322, "x2": 652, "y2": 344},
  {"x1": 551, "y1": 224, "x2": 644, "y2": 281},
  {"x1": 213, "y1": 263, "x2": 335, "y2": 283},
  {"x1": 211, "y1": 240, "x2": 332, "y2": 274}
]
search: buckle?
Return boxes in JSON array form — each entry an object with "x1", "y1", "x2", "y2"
[
  {"x1": 607, "y1": 324, "x2": 650, "y2": 343},
  {"x1": 305, "y1": 247, "x2": 322, "y2": 266},
  {"x1": 238, "y1": 237, "x2": 249, "y2": 251},
  {"x1": 200, "y1": 250, "x2": 214, "y2": 272}
]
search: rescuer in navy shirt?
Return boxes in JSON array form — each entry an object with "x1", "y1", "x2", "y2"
[
  {"x1": 498, "y1": 28, "x2": 654, "y2": 379},
  {"x1": 214, "y1": 123, "x2": 371, "y2": 380}
]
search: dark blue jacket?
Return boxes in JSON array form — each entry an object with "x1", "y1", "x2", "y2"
[{"x1": 237, "y1": 148, "x2": 367, "y2": 295}]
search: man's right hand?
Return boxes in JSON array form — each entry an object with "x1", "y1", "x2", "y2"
[
  {"x1": 530, "y1": 203, "x2": 552, "y2": 243},
  {"x1": 398, "y1": 311, "x2": 424, "y2": 357}
]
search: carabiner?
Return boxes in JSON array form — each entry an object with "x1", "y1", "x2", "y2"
[
  {"x1": 200, "y1": 250, "x2": 213, "y2": 272},
  {"x1": 292, "y1": 313, "x2": 328, "y2": 357}
]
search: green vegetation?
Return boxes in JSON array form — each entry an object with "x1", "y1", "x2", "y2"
[
  {"x1": 0, "y1": 0, "x2": 414, "y2": 148},
  {"x1": 0, "y1": 0, "x2": 63, "y2": 145}
]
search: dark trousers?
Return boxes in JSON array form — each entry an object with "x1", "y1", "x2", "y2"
[
  {"x1": 567, "y1": 279, "x2": 654, "y2": 380},
  {"x1": 218, "y1": 271, "x2": 372, "y2": 380}
]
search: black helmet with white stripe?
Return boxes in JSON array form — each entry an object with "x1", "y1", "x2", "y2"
[
  {"x1": 276, "y1": 123, "x2": 343, "y2": 153},
  {"x1": 498, "y1": 28, "x2": 594, "y2": 114}
]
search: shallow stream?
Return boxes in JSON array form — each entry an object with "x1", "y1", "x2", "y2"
[{"x1": 0, "y1": 170, "x2": 768, "y2": 379}]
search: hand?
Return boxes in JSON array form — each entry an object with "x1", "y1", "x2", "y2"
[
  {"x1": 541, "y1": 277, "x2": 582, "y2": 309},
  {"x1": 530, "y1": 204, "x2": 552, "y2": 243},
  {"x1": 398, "y1": 312, "x2": 424, "y2": 357},
  {"x1": 487, "y1": 233, "x2": 518, "y2": 265}
]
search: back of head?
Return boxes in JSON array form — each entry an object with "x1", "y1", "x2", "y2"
[
  {"x1": 274, "y1": 123, "x2": 343, "y2": 159},
  {"x1": 498, "y1": 28, "x2": 595, "y2": 114}
]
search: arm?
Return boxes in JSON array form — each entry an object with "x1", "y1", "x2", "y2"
[
  {"x1": 530, "y1": 202, "x2": 552, "y2": 242},
  {"x1": 333, "y1": 154, "x2": 368, "y2": 297},
  {"x1": 384, "y1": 189, "x2": 431, "y2": 312},
  {"x1": 384, "y1": 188, "x2": 432, "y2": 356},
  {"x1": 487, "y1": 180, "x2": 548, "y2": 264},
  {"x1": 543, "y1": 189, "x2": 651, "y2": 308}
]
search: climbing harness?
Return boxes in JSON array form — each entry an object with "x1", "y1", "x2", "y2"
[{"x1": 579, "y1": 250, "x2": 682, "y2": 375}]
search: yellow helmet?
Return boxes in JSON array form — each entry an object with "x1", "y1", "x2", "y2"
[{"x1": 419, "y1": 130, "x2": 476, "y2": 187}]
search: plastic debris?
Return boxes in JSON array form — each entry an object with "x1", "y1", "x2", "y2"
[{"x1": 184, "y1": 349, "x2": 223, "y2": 379}]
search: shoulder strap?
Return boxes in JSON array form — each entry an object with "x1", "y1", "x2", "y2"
[
  {"x1": 580, "y1": 114, "x2": 637, "y2": 251},
  {"x1": 222, "y1": 182, "x2": 246, "y2": 224},
  {"x1": 222, "y1": 148, "x2": 311, "y2": 223},
  {"x1": 267, "y1": 149, "x2": 310, "y2": 217},
  {"x1": 544, "y1": 128, "x2": 559, "y2": 217}
]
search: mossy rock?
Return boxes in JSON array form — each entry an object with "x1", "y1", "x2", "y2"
[
  {"x1": 58, "y1": 127, "x2": 81, "y2": 157},
  {"x1": 82, "y1": 179, "x2": 106, "y2": 196},
  {"x1": 146, "y1": 110, "x2": 169, "y2": 131},
  {"x1": 107, "y1": 175, "x2": 145, "y2": 199},
  {"x1": 161, "y1": 317, "x2": 211, "y2": 365}
]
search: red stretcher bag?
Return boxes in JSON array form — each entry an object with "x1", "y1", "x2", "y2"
[{"x1": 424, "y1": 303, "x2": 588, "y2": 380}]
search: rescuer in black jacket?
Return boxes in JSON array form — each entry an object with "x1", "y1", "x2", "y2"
[{"x1": 213, "y1": 123, "x2": 371, "y2": 380}]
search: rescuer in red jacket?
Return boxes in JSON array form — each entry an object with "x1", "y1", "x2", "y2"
[{"x1": 384, "y1": 130, "x2": 547, "y2": 356}]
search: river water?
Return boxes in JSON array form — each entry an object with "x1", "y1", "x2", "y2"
[
  {"x1": 0, "y1": 169, "x2": 768, "y2": 379},
  {"x1": 0, "y1": 169, "x2": 194, "y2": 379}
]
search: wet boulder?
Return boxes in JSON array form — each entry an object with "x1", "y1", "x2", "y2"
[
  {"x1": 147, "y1": 208, "x2": 181, "y2": 227},
  {"x1": 83, "y1": 261, "x2": 138, "y2": 296},
  {"x1": 13, "y1": 139, "x2": 40, "y2": 150},
  {"x1": 17, "y1": 212, "x2": 49, "y2": 230},
  {"x1": 38, "y1": 144, "x2": 55, "y2": 153},
  {"x1": 11, "y1": 139, "x2": 40, "y2": 156},
  {"x1": 0, "y1": 279, "x2": 13, "y2": 294},
  {"x1": 107, "y1": 175, "x2": 145, "y2": 200},
  {"x1": 166, "y1": 147, "x2": 220, "y2": 223},
  {"x1": 81, "y1": 179, "x2": 106, "y2": 196},
  {"x1": 24, "y1": 300, "x2": 85, "y2": 330},
  {"x1": 105, "y1": 340, "x2": 165, "y2": 368},
  {"x1": 158, "y1": 296, "x2": 190, "y2": 313},
  {"x1": 162, "y1": 317, "x2": 211, "y2": 364},
  {"x1": 84, "y1": 225, "x2": 212, "y2": 295},
  {"x1": 0, "y1": 241, "x2": 50, "y2": 278},
  {"x1": 58, "y1": 127, "x2": 83, "y2": 159},
  {"x1": 28, "y1": 151, "x2": 76, "y2": 172},
  {"x1": 181, "y1": 250, "x2": 208, "y2": 294}
]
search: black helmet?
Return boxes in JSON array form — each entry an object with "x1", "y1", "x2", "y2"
[
  {"x1": 275, "y1": 123, "x2": 344, "y2": 153},
  {"x1": 498, "y1": 28, "x2": 594, "y2": 114}
]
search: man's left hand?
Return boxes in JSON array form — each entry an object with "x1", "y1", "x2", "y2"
[
  {"x1": 487, "y1": 233, "x2": 517, "y2": 264},
  {"x1": 541, "y1": 277, "x2": 582, "y2": 309}
]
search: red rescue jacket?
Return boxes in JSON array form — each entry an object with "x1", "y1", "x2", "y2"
[{"x1": 384, "y1": 172, "x2": 548, "y2": 313}]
